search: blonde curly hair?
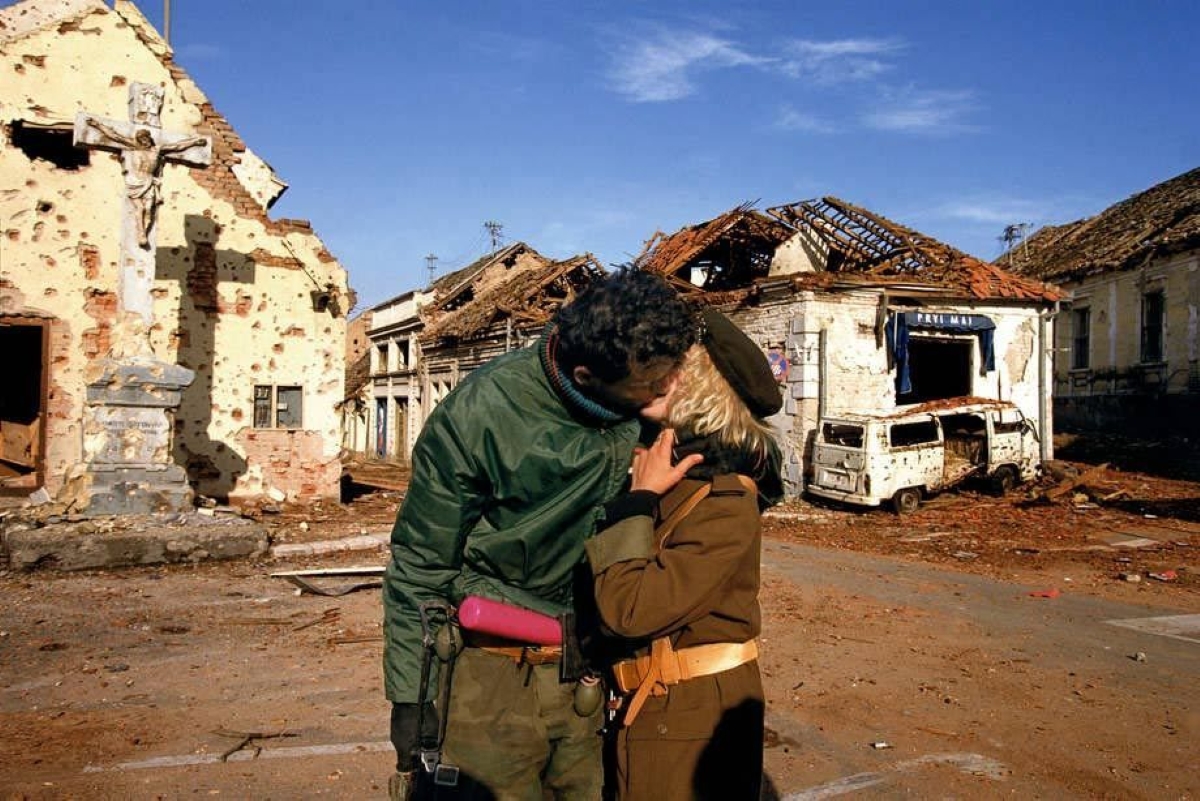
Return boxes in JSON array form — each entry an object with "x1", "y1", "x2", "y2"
[{"x1": 666, "y1": 344, "x2": 776, "y2": 458}]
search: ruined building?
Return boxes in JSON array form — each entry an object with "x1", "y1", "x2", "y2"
[
  {"x1": 351, "y1": 243, "x2": 603, "y2": 461},
  {"x1": 0, "y1": 0, "x2": 351, "y2": 503},
  {"x1": 636, "y1": 199, "x2": 1061, "y2": 495},
  {"x1": 1008, "y1": 166, "x2": 1200, "y2": 437}
]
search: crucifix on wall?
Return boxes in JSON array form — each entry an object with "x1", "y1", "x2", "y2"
[{"x1": 73, "y1": 82, "x2": 212, "y2": 325}]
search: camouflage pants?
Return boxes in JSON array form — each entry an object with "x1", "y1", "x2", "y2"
[{"x1": 438, "y1": 646, "x2": 604, "y2": 801}]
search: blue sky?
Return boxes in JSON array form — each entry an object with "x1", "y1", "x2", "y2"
[{"x1": 133, "y1": 0, "x2": 1197, "y2": 311}]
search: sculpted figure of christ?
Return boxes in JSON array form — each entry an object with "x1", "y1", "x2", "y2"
[{"x1": 84, "y1": 117, "x2": 208, "y2": 249}]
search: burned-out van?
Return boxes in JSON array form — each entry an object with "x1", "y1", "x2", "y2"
[{"x1": 807, "y1": 398, "x2": 1040, "y2": 514}]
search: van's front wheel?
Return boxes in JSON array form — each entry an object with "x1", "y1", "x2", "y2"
[
  {"x1": 892, "y1": 487, "x2": 922, "y2": 515},
  {"x1": 990, "y1": 465, "x2": 1019, "y2": 496}
]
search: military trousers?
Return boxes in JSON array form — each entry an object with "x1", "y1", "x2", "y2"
[{"x1": 438, "y1": 646, "x2": 604, "y2": 801}]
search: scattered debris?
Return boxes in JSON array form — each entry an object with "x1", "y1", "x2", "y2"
[
  {"x1": 1028, "y1": 588, "x2": 1061, "y2": 599},
  {"x1": 271, "y1": 566, "x2": 385, "y2": 597},
  {"x1": 1148, "y1": 570, "x2": 1178, "y2": 582},
  {"x1": 1131, "y1": 652, "x2": 1148, "y2": 662},
  {"x1": 1118, "y1": 573, "x2": 1143, "y2": 583},
  {"x1": 870, "y1": 741, "x2": 893, "y2": 749},
  {"x1": 292, "y1": 608, "x2": 340, "y2": 631},
  {"x1": 1042, "y1": 463, "x2": 1110, "y2": 502},
  {"x1": 329, "y1": 634, "x2": 381, "y2": 646},
  {"x1": 212, "y1": 727, "x2": 298, "y2": 762},
  {"x1": 953, "y1": 551, "x2": 979, "y2": 560}
]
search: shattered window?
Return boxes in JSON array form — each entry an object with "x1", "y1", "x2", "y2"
[
  {"x1": 253, "y1": 385, "x2": 303, "y2": 429},
  {"x1": 276, "y1": 386, "x2": 303, "y2": 428},
  {"x1": 889, "y1": 420, "x2": 939, "y2": 447},
  {"x1": 821, "y1": 423, "x2": 864, "y2": 447},
  {"x1": 253, "y1": 386, "x2": 272, "y2": 428},
  {"x1": 9, "y1": 122, "x2": 89, "y2": 170}
]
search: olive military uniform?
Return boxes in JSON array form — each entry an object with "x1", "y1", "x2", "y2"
[
  {"x1": 586, "y1": 470, "x2": 768, "y2": 800},
  {"x1": 384, "y1": 334, "x2": 640, "y2": 798}
]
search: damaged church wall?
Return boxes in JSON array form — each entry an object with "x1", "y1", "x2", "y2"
[{"x1": 0, "y1": 0, "x2": 349, "y2": 501}]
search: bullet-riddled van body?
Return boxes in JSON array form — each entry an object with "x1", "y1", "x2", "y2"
[{"x1": 807, "y1": 398, "x2": 1040, "y2": 514}]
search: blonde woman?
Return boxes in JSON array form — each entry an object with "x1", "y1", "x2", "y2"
[{"x1": 585, "y1": 308, "x2": 783, "y2": 800}]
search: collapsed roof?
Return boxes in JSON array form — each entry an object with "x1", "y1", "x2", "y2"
[
  {"x1": 636, "y1": 203, "x2": 795, "y2": 303},
  {"x1": 421, "y1": 245, "x2": 604, "y2": 342},
  {"x1": 1007, "y1": 167, "x2": 1200, "y2": 281},
  {"x1": 637, "y1": 198, "x2": 1059, "y2": 303}
]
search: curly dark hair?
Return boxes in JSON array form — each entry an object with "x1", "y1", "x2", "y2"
[{"x1": 555, "y1": 267, "x2": 696, "y2": 381}]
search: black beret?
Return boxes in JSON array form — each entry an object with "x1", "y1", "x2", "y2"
[{"x1": 699, "y1": 308, "x2": 783, "y2": 418}]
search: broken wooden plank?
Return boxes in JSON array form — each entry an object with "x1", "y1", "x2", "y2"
[{"x1": 1043, "y1": 462, "x2": 1110, "y2": 501}]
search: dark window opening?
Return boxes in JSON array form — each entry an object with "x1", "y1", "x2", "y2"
[
  {"x1": 1141, "y1": 290, "x2": 1164, "y2": 363},
  {"x1": 940, "y1": 413, "x2": 985, "y2": 435},
  {"x1": 821, "y1": 423, "x2": 864, "y2": 447},
  {"x1": 1071, "y1": 307, "x2": 1090, "y2": 369},
  {"x1": 0, "y1": 323, "x2": 45, "y2": 491},
  {"x1": 898, "y1": 337, "x2": 971, "y2": 404},
  {"x1": 9, "y1": 122, "x2": 90, "y2": 170},
  {"x1": 890, "y1": 420, "x2": 939, "y2": 447}
]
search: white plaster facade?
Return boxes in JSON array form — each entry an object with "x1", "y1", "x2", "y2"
[
  {"x1": 0, "y1": 0, "x2": 350, "y2": 501},
  {"x1": 726, "y1": 288, "x2": 1054, "y2": 494},
  {"x1": 365, "y1": 288, "x2": 432, "y2": 462}
]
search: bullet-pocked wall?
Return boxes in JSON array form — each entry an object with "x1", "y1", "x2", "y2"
[{"x1": 0, "y1": 0, "x2": 350, "y2": 501}]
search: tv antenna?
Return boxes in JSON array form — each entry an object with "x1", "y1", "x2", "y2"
[{"x1": 425, "y1": 253, "x2": 439, "y2": 285}]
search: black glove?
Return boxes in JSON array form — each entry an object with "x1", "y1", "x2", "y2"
[{"x1": 390, "y1": 702, "x2": 439, "y2": 773}]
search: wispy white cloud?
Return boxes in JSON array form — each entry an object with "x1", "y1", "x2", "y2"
[
  {"x1": 606, "y1": 30, "x2": 769, "y2": 103},
  {"x1": 468, "y1": 31, "x2": 558, "y2": 64},
  {"x1": 778, "y1": 38, "x2": 905, "y2": 84},
  {"x1": 934, "y1": 198, "x2": 1048, "y2": 226},
  {"x1": 863, "y1": 87, "x2": 979, "y2": 134},
  {"x1": 775, "y1": 105, "x2": 836, "y2": 134},
  {"x1": 174, "y1": 42, "x2": 225, "y2": 62},
  {"x1": 603, "y1": 29, "x2": 980, "y2": 140}
]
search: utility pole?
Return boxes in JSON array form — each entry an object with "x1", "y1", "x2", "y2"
[
  {"x1": 1000, "y1": 223, "x2": 1030, "y2": 266},
  {"x1": 484, "y1": 220, "x2": 504, "y2": 253},
  {"x1": 163, "y1": 0, "x2": 171, "y2": 45},
  {"x1": 425, "y1": 253, "x2": 438, "y2": 285}
]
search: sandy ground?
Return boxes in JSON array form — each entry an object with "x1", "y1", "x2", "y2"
[{"x1": 0, "y1": 452, "x2": 1196, "y2": 799}]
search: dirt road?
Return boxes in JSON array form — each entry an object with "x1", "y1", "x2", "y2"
[{"x1": 0, "y1": 458, "x2": 1196, "y2": 799}]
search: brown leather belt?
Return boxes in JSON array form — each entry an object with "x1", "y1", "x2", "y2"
[{"x1": 612, "y1": 639, "x2": 758, "y2": 694}]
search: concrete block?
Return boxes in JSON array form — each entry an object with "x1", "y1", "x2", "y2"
[{"x1": 2, "y1": 513, "x2": 268, "y2": 571}]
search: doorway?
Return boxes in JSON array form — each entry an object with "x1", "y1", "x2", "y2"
[
  {"x1": 394, "y1": 399, "x2": 408, "y2": 462},
  {"x1": 0, "y1": 320, "x2": 47, "y2": 494},
  {"x1": 375, "y1": 398, "x2": 387, "y2": 459},
  {"x1": 899, "y1": 337, "x2": 972, "y2": 404}
]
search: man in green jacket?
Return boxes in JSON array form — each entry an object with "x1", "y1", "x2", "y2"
[{"x1": 384, "y1": 267, "x2": 696, "y2": 799}]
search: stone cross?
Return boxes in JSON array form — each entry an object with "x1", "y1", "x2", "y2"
[{"x1": 73, "y1": 82, "x2": 212, "y2": 326}]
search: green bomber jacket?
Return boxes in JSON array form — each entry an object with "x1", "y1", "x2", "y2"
[{"x1": 382, "y1": 338, "x2": 640, "y2": 703}]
